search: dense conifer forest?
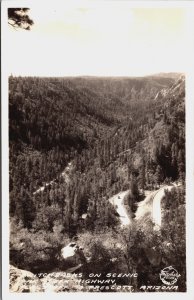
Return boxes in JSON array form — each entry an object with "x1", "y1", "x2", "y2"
[{"x1": 9, "y1": 74, "x2": 186, "y2": 291}]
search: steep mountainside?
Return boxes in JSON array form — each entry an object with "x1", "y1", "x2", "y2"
[
  {"x1": 9, "y1": 74, "x2": 186, "y2": 290},
  {"x1": 68, "y1": 75, "x2": 175, "y2": 102},
  {"x1": 128, "y1": 75, "x2": 185, "y2": 181},
  {"x1": 9, "y1": 74, "x2": 185, "y2": 231}
]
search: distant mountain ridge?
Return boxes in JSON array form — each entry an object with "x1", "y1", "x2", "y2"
[
  {"x1": 147, "y1": 72, "x2": 184, "y2": 79},
  {"x1": 68, "y1": 75, "x2": 176, "y2": 104}
]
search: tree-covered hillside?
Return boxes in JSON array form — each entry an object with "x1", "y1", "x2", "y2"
[{"x1": 9, "y1": 74, "x2": 186, "y2": 291}]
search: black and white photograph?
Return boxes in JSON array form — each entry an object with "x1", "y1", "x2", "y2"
[{"x1": 1, "y1": 0, "x2": 194, "y2": 298}]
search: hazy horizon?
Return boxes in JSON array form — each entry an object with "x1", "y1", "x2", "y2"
[{"x1": 8, "y1": 71, "x2": 184, "y2": 78}]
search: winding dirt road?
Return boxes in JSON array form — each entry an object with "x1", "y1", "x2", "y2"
[
  {"x1": 33, "y1": 162, "x2": 73, "y2": 195},
  {"x1": 109, "y1": 191, "x2": 132, "y2": 226},
  {"x1": 110, "y1": 184, "x2": 178, "y2": 228},
  {"x1": 152, "y1": 185, "x2": 175, "y2": 228}
]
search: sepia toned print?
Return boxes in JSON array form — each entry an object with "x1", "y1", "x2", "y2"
[{"x1": 5, "y1": 2, "x2": 187, "y2": 294}]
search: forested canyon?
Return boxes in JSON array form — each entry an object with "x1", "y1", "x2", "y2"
[{"x1": 9, "y1": 74, "x2": 186, "y2": 292}]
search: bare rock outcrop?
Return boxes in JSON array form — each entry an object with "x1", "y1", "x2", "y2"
[{"x1": 10, "y1": 265, "x2": 43, "y2": 292}]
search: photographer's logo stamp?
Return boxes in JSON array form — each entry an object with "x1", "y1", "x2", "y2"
[{"x1": 159, "y1": 266, "x2": 181, "y2": 285}]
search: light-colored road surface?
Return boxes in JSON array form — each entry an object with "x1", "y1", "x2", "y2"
[
  {"x1": 109, "y1": 186, "x2": 174, "y2": 227},
  {"x1": 152, "y1": 185, "x2": 175, "y2": 228},
  {"x1": 134, "y1": 184, "x2": 178, "y2": 228},
  {"x1": 33, "y1": 162, "x2": 72, "y2": 195},
  {"x1": 109, "y1": 191, "x2": 132, "y2": 226}
]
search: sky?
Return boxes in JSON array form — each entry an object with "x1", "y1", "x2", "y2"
[{"x1": 6, "y1": 2, "x2": 188, "y2": 77}]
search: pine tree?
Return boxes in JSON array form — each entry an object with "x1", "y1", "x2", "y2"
[{"x1": 155, "y1": 165, "x2": 163, "y2": 187}]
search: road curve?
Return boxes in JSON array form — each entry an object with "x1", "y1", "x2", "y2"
[
  {"x1": 109, "y1": 191, "x2": 132, "y2": 226},
  {"x1": 152, "y1": 185, "x2": 175, "y2": 228}
]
